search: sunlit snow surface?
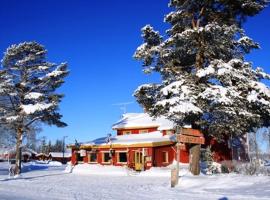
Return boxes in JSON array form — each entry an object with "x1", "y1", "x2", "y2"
[{"x1": 0, "y1": 162, "x2": 270, "y2": 200}]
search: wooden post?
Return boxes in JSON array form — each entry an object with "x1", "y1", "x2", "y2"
[
  {"x1": 171, "y1": 168, "x2": 178, "y2": 187},
  {"x1": 176, "y1": 142, "x2": 180, "y2": 183},
  {"x1": 172, "y1": 126, "x2": 181, "y2": 187},
  {"x1": 189, "y1": 144, "x2": 201, "y2": 175}
]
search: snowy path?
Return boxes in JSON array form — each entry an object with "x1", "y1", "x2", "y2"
[{"x1": 0, "y1": 162, "x2": 269, "y2": 200}]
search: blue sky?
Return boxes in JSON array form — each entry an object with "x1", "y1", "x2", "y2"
[{"x1": 0, "y1": 0, "x2": 269, "y2": 144}]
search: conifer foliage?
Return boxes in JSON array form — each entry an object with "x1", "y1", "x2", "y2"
[
  {"x1": 0, "y1": 42, "x2": 69, "y2": 174},
  {"x1": 134, "y1": 0, "x2": 270, "y2": 140}
]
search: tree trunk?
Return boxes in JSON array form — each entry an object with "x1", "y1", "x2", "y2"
[
  {"x1": 15, "y1": 127, "x2": 23, "y2": 175},
  {"x1": 189, "y1": 144, "x2": 201, "y2": 175}
]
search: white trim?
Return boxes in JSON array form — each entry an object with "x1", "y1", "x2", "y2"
[{"x1": 115, "y1": 150, "x2": 128, "y2": 153}]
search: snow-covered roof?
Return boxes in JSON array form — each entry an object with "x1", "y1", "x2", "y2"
[
  {"x1": 49, "y1": 152, "x2": 71, "y2": 158},
  {"x1": 0, "y1": 146, "x2": 37, "y2": 155},
  {"x1": 112, "y1": 113, "x2": 174, "y2": 131},
  {"x1": 81, "y1": 131, "x2": 175, "y2": 147}
]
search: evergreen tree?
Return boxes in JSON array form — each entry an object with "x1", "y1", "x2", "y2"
[
  {"x1": 51, "y1": 139, "x2": 64, "y2": 152},
  {"x1": 0, "y1": 42, "x2": 69, "y2": 174},
  {"x1": 134, "y1": 0, "x2": 269, "y2": 175},
  {"x1": 0, "y1": 127, "x2": 16, "y2": 148},
  {"x1": 41, "y1": 137, "x2": 47, "y2": 154},
  {"x1": 48, "y1": 140, "x2": 52, "y2": 153},
  {"x1": 25, "y1": 123, "x2": 42, "y2": 151}
]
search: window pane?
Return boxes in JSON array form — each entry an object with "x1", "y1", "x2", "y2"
[
  {"x1": 118, "y1": 152, "x2": 127, "y2": 163},
  {"x1": 123, "y1": 131, "x2": 131, "y2": 135},
  {"x1": 103, "y1": 153, "x2": 110, "y2": 162},
  {"x1": 139, "y1": 130, "x2": 148, "y2": 134},
  {"x1": 76, "y1": 153, "x2": 83, "y2": 162},
  {"x1": 90, "y1": 153, "x2": 97, "y2": 162},
  {"x1": 162, "y1": 152, "x2": 168, "y2": 163}
]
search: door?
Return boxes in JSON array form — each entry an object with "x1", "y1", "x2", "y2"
[{"x1": 134, "y1": 151, "x2": 143, "y2": 171}]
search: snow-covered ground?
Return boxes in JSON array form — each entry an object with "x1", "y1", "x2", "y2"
[{"x1": 0, "y1": 162, "x2": 269, "y2": 200}]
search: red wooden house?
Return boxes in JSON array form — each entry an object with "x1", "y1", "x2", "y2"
[
  {"x1": 70, "y1": 113, "x2": 192, "y2": 170},
  {"x1": 70, "y1": 113, "x2": 236, "y2": 171}
]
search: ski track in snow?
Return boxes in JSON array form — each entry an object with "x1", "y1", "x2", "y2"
[{"x1": 0, "y1": 162, "x2": 270, "y2": 200}]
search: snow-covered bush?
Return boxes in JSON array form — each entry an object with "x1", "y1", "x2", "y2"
[
  {"x1": 220, "y1": 160, "x2": 234, "y2": 173},
  {"x1": 233, "y1": 160, "x2": 270, "y2": 175},
  {"x1": 201, "y1": 146, "x2": 223, "y2": 174}
]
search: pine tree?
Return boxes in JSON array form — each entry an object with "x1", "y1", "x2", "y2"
[
  {"x1": 41, "y1": 137, "x2": 47, "y2": 154},
  {"x1": 51, "y1": 139, "x2": 64, "y2": 152},
  {"x1": 134, "y1": 0, "x2": 269, "y2": 174},
  {"x1": 48, "y1": 140, "x2": 52, "y2": 154},
  {"x1": 0, "y1": 42, "x2": 69, "y2": 174}
]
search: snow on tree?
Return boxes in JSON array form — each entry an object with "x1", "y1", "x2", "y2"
[
  {"x1": 133, "y1": 0, "x2": 269, "y2": 175},
  {"x1": 0, "y1": 42, "x2": 69, "y2": 174},
  {"x1": 133, "y1": 0, "x2": 270, "y2": 140}
]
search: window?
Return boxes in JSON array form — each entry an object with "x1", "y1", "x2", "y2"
[
  {"x1": 76, "y1": 153, "x2": 83, "y2": 163},
  {"x1": 117, "y1": 152, "x2": 127, "y2": 163},
  {"x1": 139, "y1": 130, "x2": 148, "y2": 134},
  {"x1": 102, "y1": 152, "x2": 111, "y2": 163},
  {"x1": 165, "y1": 130, "x2": 174, "y2": 135},
  {"x1": 162, "y1": 151, "x2": 169, "y2": 163},
  {"x1": 123, "y1": 131, "x2": 132, "y2": 135},
  {"x1": 88, "y1": 153, "x2": 97, "y2": 163}
]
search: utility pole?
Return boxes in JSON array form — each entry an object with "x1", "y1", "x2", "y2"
[{"x1": 62, "y1": 136, "x2": 68, "y2": 164}]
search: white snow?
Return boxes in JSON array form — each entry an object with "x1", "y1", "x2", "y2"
[
  {"x1": 0, "y1": 162, "x2": 269, "y2": 200},
  {"x1": 23, "y1": 160, "x2": 63, "y2": 167},
  {"x1": 49, "y1": 151, "x2": 71, "y2": 158},
  {"x1": 112, "y1": 113, "x2": 174, "y2": 130},
  {"x1": 47, "y1": 70, "x2": 65, "y2": 77},
  {"x1": 199, "y1": 85, "x2": 235, "y2": 105},
  {"x1": 161, "y1": 80, "x2": 185, "y2": 95},
  {"x1": 47, "y1": 161, "x2": 63, "y2": 166},
  {"x1": 6, "y1": 115, "x2": 19, "y2": 121},
  {"x1": 83, "y1": 131, "x2": 175, "y2": 146},
  {"x1": 24, "y1": 92, "x2": 43, "y2": 99},
  {"x1": 250, "y1": 81, "x2": 270, "y2": 97},
  {"x1": 169, "y1": 101, "x2": 203, "y2": 114},
  {"x1": 72, "y1": 163, "x2": 130, "y2": 176},
  {"x1": 247, "y1": 90, "x2": 270, "y2": 106},
  {"x1": 38, "y1": 65, "x2": 49, "y2": 70},
  {"x1": 247, "y1": 81, "x2": 270, "y2": 105},
  {"x1": 196, "y1": 65, "x2": 215, "y2": 78},
  {"x1": 21, "y1": 103, "x2": 53, "y2": 114}
]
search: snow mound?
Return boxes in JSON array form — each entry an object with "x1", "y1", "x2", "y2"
[
  {"x1": 47, "y1": 161, "x2": 62, "y2": 166},
  {"x1": 71, "y1": 162, "x2": 191, "y2": 177},
  {"x1": 72, "y1": 164, "x2": 129, "y2": 176},
  {"x1": 138, "y1": 167, "x2": 172, "y2": 177}
]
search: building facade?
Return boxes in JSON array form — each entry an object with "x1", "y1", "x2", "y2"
[{"x1": 70, "y1": 113, "x2": 192, "y2": 170}]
